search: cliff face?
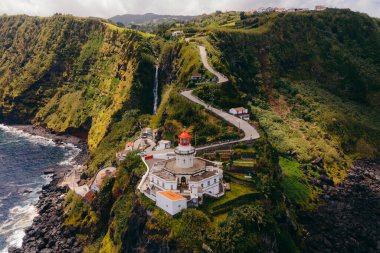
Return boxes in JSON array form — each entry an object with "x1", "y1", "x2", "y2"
[{"x1": 0, "y1": 15, "x2": 155, "y2": 150}]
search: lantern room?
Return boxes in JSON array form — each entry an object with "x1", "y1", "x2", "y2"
[{"x1": 178, "y1": 129, "x2": 191, "y2": 146}]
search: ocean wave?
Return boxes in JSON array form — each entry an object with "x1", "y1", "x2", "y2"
[
  {"x1": 0, "y1": 203, "x2": 37, "y2": 252},
  {"x1": 0, "y1": 124, "x2": 55, "y2": 147},
  {"x1": 58, "y1": 145, "x2": 81, "y2": 167},
  {"x1": 0, "y1": 193, "x2": 11, "y2": 209}
]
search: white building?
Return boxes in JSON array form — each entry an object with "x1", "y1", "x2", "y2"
[
  {"x1": 229, "y1": 107, "x2": 250, "y2": 121},
  {"x1": 156, "y1": 191, "x2": 187, "y2": 215},
  {"x1": 172, "y1": 30, "x2": 184, "y2": 37},
  {"x1": 274, "y1": 7, "x2": 287, "y2": 12},
  {"x1": 156, "y1": 140, "x2": 171, "y2": 151},
  {"x1": 141, "y1": 130, "x2": 224, "y2": 215}
]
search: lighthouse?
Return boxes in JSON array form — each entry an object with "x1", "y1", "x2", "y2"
[{"x1": 175, "y1": 129, "x2": 195, "y2": 168}]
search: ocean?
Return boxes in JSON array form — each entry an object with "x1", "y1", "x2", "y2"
[{"x1": 0, "y1": 124, "x2": 80, "y2": 252}]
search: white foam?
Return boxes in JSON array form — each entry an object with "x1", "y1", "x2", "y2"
[
  {"x1": 0, "y1": 124, "x2": 55, "y2": 147},
  {"x1": 0, "y1": 124, "x2": 83, "y2": 252},
  {"x1": 0, "y1": 203, "x2": 37, "y2": 252},
  {"x1": 58, "y1": 144, "x2": 81, "y2": 167}
]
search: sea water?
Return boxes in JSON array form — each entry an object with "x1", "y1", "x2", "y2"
[{"x1": 0, "y1": 124, "x2": 80, "y2": 252}]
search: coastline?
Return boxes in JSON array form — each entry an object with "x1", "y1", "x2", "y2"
[
  {"x1": 0, "y1": 124, "x2": 88, "y2": 252},
  {"x1": 300, "y1": 159, "x2": 380, "y2": 252},
  {"x1": 9, "y1": 125, "x2": 89, "y2": 166}
]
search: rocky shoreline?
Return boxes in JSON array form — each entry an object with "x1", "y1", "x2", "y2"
[
  {"x1": 4, "y1": 124, "x2": 89, "y2": 253},
  {"x1": 11, "y1": 125, "x2": 89, "y2": 165},
  {"x1": 301, "y1": 159, "x2": 380, "y2": 253},
  {"x1": 8, "y1": 177, "x2": 82, "y2": 253}
]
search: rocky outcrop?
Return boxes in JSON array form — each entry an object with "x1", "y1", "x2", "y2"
[
  {"x1": 9, "y1": 176, "x2": 82, "y2": 253},
  {"x1": 300, "y1": 160, "x2": 380, "y2": 253}
]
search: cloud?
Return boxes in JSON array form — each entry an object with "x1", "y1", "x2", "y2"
[{"x1": 0, "y1": 0, "x2": 379, "y2": 18}]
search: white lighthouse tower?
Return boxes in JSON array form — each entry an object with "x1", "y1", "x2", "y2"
[{"x1": 175, "y1": 129, "x2": 195, "y2": 168}]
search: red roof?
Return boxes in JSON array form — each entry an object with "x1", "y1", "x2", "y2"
[
  {"x1": 233, "y1": 107, "x2": 246, "y2": 112},
  {"x1": 126, "y1": 142, "x2": 134, "y2": 147},
  {"x1": 83, "y1": 191, "x2": 96, "y2": 203},
  {"x1": 178, "y1": 129, "x2": 191, "y2": 139}
]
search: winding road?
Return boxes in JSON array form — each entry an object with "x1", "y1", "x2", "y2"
[
  {"x1": 199, "y1": 46, "x2": 228, "y2": 83},
  {"x1": 179, "y1": 45, "x2": 260, "y2": 149},
  {"x1": 181, "y1": 90, "x2": 260, "y2": 144}
]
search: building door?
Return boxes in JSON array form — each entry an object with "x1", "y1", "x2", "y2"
[{"x1": 181, "y1": 176, "x2": 187, "y2": 186}]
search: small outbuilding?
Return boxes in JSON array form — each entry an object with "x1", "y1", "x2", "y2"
[
  {"x1": 156, "y1": 140, "x2": 172, "y2": 151},
  {"x1": 156, "y1": 190, "x2": 187, "y2": 215}
]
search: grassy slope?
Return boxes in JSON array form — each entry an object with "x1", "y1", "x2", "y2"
[{"x1": 192, "y1": 10, "x2": 380, "y2": 213}]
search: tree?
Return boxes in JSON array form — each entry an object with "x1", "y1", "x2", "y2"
[
  {"x1": 208, "y1": 204, "x2": 266, "y2": 252},
  {"x1": 240, "y1": 12, "x2": 247, "y2": 20},
  {"x1": 176, "y1": 209, "x2": 211, "y2": 248}
]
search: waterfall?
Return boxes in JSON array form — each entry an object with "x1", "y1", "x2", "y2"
[{"x1": 153, "y1": 63, "x2": 159, "y2": 114}]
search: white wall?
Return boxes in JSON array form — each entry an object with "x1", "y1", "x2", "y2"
[{"x1": 156, "y1": 193, "x2": 187, "y2": 215}]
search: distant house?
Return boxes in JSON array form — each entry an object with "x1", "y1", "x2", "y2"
[
  {"x1": 229, "y1": 107, "x2": 250, "y2": 121},
  {"x1": 315, "y1": 5, "x2": 327, "y2": 11},
  {"x1": 156, "y1": 190, "x2": 187, "y2": 215},
  {"x1": 125, "y1": 142, "x2": 134, "y2": 151},
  {"x1": 172, "y1": 30, "x2": 184, "y2": 37},
  {"x1": 156, "y1": 140, "x2": 171, "y2": 151},
  {"x1": 274, "y1": 7, "x2": 287, "y2": 12},
  {"x1": 191, "y1": 73, "x2": 202, "y2": 81}
]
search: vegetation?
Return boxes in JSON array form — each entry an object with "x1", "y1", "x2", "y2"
[{"x1": 1, "y1": 8, "x2": 380, "y2": 253}]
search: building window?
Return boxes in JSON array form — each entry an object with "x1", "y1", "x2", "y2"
[
  {"x1": 208, "y1": 181, "x2": 210, "y2": 186},
  {"x1": 178, "y1": 205, "x2": 181, "y2": 208},
  {"x1": 214, "y1": 178, "x2": 217, "y2": 184},
  {"x1": 171, "y1": 185, "x2": 173, "y2": 190},
  {"x1": 201, "y1": 183, "x2": 203, "y2": 187}
]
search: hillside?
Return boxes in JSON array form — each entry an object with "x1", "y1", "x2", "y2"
[
  {"x1": 109, "y1": 13, "x2": 196, "y2": 26},
  {"x1": 1, "y1": 9, "x2": 380, "y2": 253},
  {"x1": 193, "y1": 9, "x2": 380, "y2": 181}
]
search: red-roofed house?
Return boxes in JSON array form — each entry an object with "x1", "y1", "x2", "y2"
[
  {"x1": 191, "y1": 73, "x2": 202, "y2": 81},
  {"x1": 125, "y1": 142, "x2": 134, "y2": 151},
  {"x1": 229, "y1": 107, "x2": 250, "y2": 121},
  {"x1": 315, "y1": 5, "x2": 327, "y2": 11}
]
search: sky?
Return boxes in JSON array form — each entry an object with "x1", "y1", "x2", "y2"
[{"x1": 0, "y1": 0, "x2": 380, "y2": 18}]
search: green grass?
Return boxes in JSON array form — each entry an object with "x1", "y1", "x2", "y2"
[
  {"x1": 103, "y1": 22, "x2": 155, "y2": 38},
  {"x1": 204, "y1": 182, "x2": 256, "y2": 220},
  {"x1": 279, "y1": 157, "x2": 314, "y2": 209},
  {"x1": 233, "y1": 160, "x2": 256, "y2": 167}
]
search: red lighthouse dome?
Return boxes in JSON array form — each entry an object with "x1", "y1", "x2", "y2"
[{"x1": 178, "y1": 129, "x2": 191, "y2": 146}]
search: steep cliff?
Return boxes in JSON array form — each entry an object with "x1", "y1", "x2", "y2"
[{"x1": 0, "y1": 15, "x2": 156, "y2": 151}]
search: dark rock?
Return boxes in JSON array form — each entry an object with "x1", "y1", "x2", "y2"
[
  {"x1": 311, "y1": 157, "x2": 324, "y2": 167},
  {"x1": 43, "y1": 168, "x2": 55, "y2": 174},
  {"x1": 301, "y1": 160, "x2": 380, "y2": 253}
]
